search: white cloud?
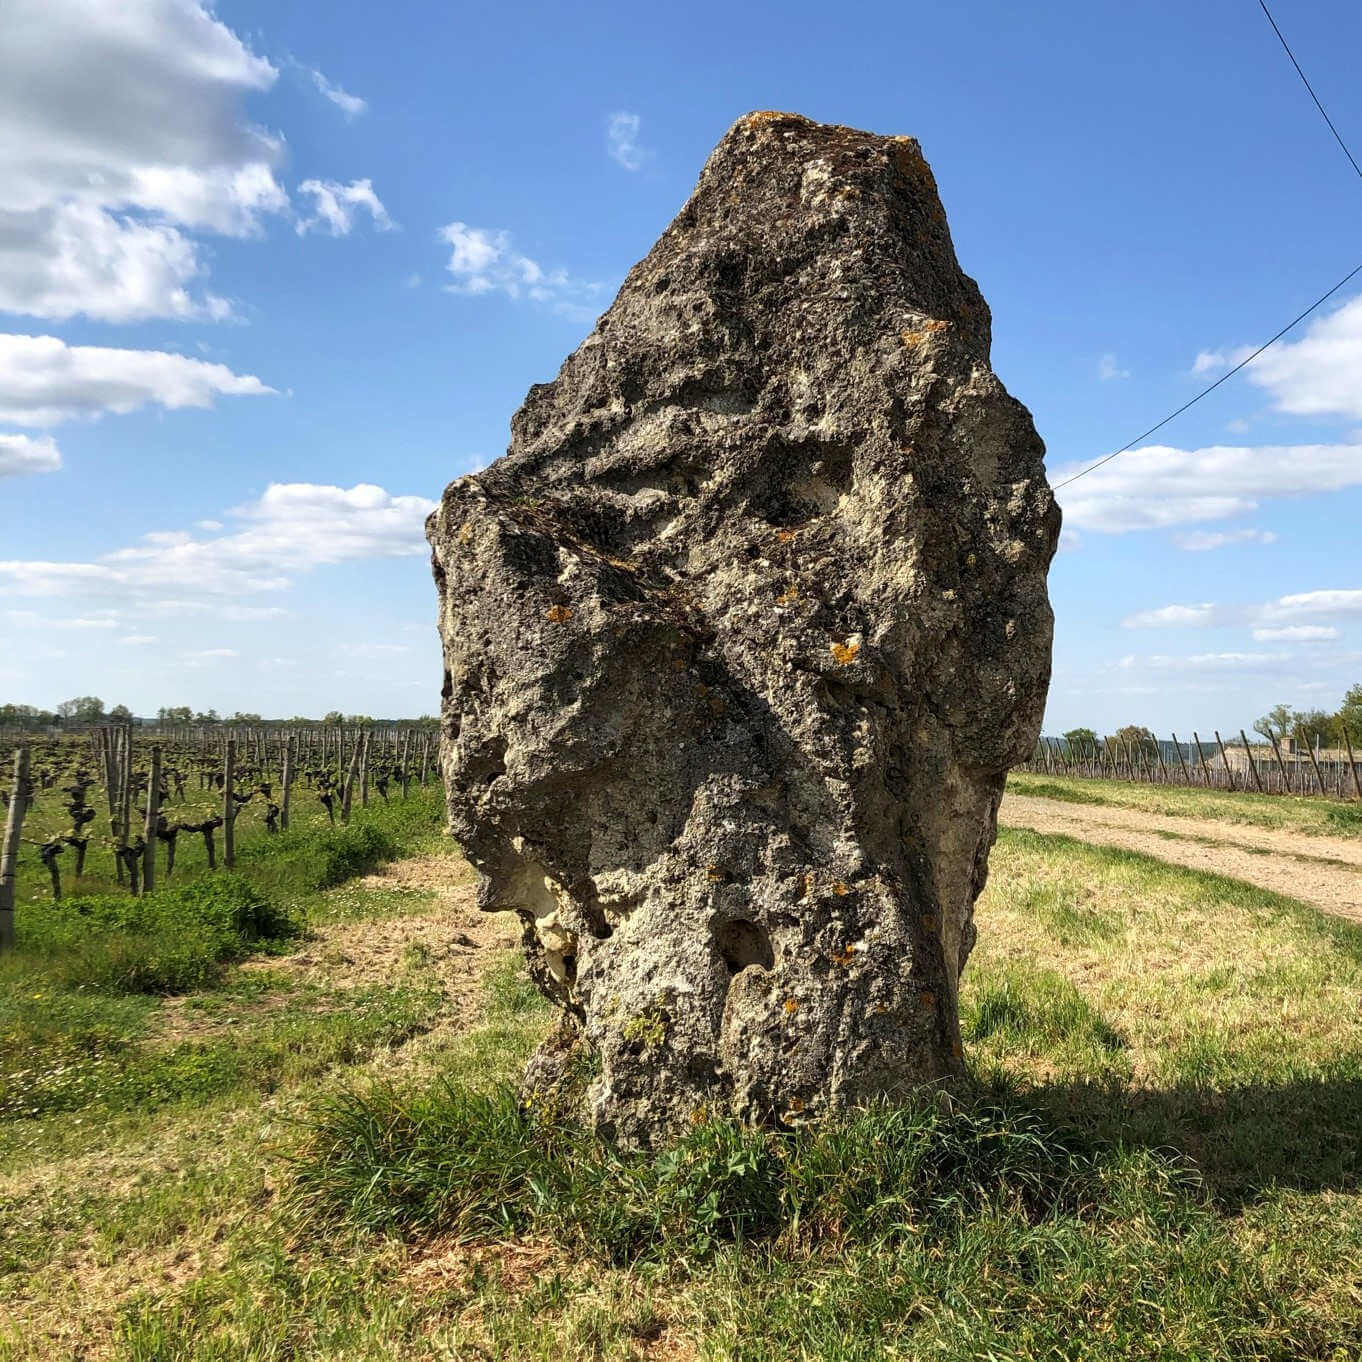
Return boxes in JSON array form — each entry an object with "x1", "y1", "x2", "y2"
[
  {"x1": 1192, "y1": 350, "x2": 1228, "y2": 375},
  {"x1": 1119, "y1": 651, "x2": 1293, "y2": 673},
  {"x1": 183, "y1": 647, "x2": 238, "y2": 666},
  {"x1": 1055, "y1": 442, "x2": 1362, "y2": 532},
  {"x1": 1259, "y1": 589, "x2": 1362, "y2": 623},
  {"x1": 1097, "y1": 353, "x2": 1129, "y2": 381},
  {"x1": 0, "y1": 334, "x2": 273, "y2": 426},
  {"x1": 306, "y1": 66, "x2": 367, "y2": 118},
  {"x1": 1123, "y1": 603, "x2": 1217, "y2": 629},
  {"x1": 0, "y1": 481, "x2": 436, "y2": 603},
  {"x1": 606, "y1": 111, "x2": 649, "y2": 171},
  {"x1": 0, "y1": 433, "x2": 61, "y2": 476},
  {"x1": 1122, "y1": 588, "x2": 1362, "y2": 636},
  {"x1": 5, "y1": 609, "x2": 116, "y2": 629},
  {"x1": 1174, "y1": 528, "x2": 1277, "y2": 551},
  {"x1": 119, "y1": 634, "x2": 158, "y2": 646},
  {"x1": 1252, "y1": 625, "x2": 1338, "y2": 642},
  {"x1": 0, "y1": 0, "x2": 288, "y2": 321},
  {"x1": 297, "y1": 179, "x2": 394, "y2": 237},
  {"x1": 1195, "y1": 294, "x2": 1362, "y2": 422},
  {"x1": 439, "y1": 221, "x2": 602, "y2": 319}
]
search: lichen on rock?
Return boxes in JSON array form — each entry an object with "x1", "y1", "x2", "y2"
[{"x1": 428, "y1": 111, "x2": 1059, "y2": 1145}]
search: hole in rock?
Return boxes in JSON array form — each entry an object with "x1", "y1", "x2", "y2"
[{"x1": 716, "y1": 918, "x2": 774, "y2": 975}]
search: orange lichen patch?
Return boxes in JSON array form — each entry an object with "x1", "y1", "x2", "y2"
[
  {"x1": 801, "y1": 872, "x2": 816, "y2": 898},
  {"x1": 706, "y1": 865, "x2": 724, "y2": 883},
  {"x1": 776, "y1": 586, "x2": 800, "y2": 605},
  {"x1": 830, "y1": 640, "x2": 860, "y2": 665},
  {"x1": 776, "y1": 527, "x2": 798, "y2": 543},
  {"x1": 900, "y1": 318, "x2": 950, "y2": 348},
  {"x1": 832, "y1": 881, "x2": 850, "y2": 897},
  {"x1": 832, "y1": 945, "x2": 856, "y2": 968},
  {"x1": 457, "y1": 521, "x2": 474, "y2": 545},
  {"x1": 787, "y1": 1095, "x2": 805, "y2": 1113},
  {"x1": 784, "y1": 998, "x2": 800, "y2": 1015},
  {"x1": 545, "y1": 604, "x2": 574, "y2": 623},
  {"x1": 743, "y1": 110, "x2": 807, "y2": 129}
]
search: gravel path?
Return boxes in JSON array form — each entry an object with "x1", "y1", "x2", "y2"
[{"x1": 999, "y1": 793, "x2": 1362, "y2": 925}]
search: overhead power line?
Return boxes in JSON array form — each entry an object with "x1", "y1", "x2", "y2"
[
  {"x1": 1052, "y1": 260, "x2": 1362, "y2": 491},
  {"x1": 1054, "y1": 4, "x2": 1362, "y2": 494},
  {"x1": 1258, "y1": 0, "x2": 1362, "y2": 183}
]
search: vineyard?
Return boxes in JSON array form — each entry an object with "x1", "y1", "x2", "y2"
[
  {"x1": 1020, "y1": 729, "x2": 1362, "y2": 799},
  {"x1": 0, "y1": 724, "x2": 438, "y2": 944}
]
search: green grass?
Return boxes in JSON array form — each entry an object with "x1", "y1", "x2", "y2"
[
  {"x1": 1008, "y1": 769, "x2": 1362, "y2": 838},
  {"x1": 8, "y1": 812, "x2": 1362, "y2": 1359},
  {"x1": 0, "y1": 786, "x2": 447, "y2": 1162}
]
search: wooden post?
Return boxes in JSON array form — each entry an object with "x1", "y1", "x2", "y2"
[
  {"x1": 1265, "y1": 727, "x2": 1293, "y2": 794},
  {"x1": 1299, "y1": 727, "x2": 1327, "y2": 797},
  {"x1": 1192, "y1": 732, "x2": 1211, "y2": 786},
  {"x1": 142, "y1": 744, "x2": 161, "y2": 895},
  {"x1": 119, "y1": 729, "x2": 135, "y2": 891},
  {"x1": 1, "y1": 746, "x2": 31, "y2": 950},
  {"x1": 223, "y1": 739, "x2": 236, "y2": 868},
  {"x1": 420, "y1": 733, "x2": 431, "y2": 786},
  {"x1": 359, "y1": 729, "x2": 371, "y2": 808},
  {"x1": 1213, "y1": 731, "x2": 1237, "y2": 791},
  {"x1": 1344, "y1": 725, "x2": 1362, "y2": 802},
  {"x1": 341, "y1": 736, "x2": 360, "y2": 824},
  {"x1": 281, "y1": 735, "x2": 293, "y2": 831},
  {"x1": 1170, "y1": 733, "x2": 1191, "y2": 787},
  {"x1": 1237, "y1": 730, "x2": 1263, "y2": 793}
]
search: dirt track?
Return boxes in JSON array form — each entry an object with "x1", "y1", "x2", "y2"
[{"x1": 999, "y1": 793, "x2": 1362, "y2": 925}]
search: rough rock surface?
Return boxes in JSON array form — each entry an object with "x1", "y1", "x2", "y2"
[{"x1": 428, "y1": 112, "x2": 1059, "y2": 1145}]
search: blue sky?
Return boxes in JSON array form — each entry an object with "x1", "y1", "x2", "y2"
[{"x1": 2, "y1": 0, "x2": 1360, "y2": 733}]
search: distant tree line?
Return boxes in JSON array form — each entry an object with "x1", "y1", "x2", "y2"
[
  {"x1": 1060, "y1": 684, "x2": 1362, "y2": 754},
  {"x1": 0, "y1": 697, "x2": 439, "y2": 730}
]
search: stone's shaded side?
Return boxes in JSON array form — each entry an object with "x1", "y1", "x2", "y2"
[{"x1": 428, "y1": 112, "x2": 1059, "y2": 1145}]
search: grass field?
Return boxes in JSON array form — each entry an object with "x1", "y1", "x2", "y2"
[
  {"x1": 1008, "y1": 769, "x2": 1362, "y2": 838},
  {"x1": 5, "y1": 799, "x2": 1362, "y2": 1359}
]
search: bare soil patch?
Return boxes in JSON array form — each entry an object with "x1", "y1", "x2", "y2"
[
  {"x1": 155, "y1": 853, "x2": 519, "y2": 1045},
  {"x1": 1000, "y1": 793, "x2": 1362, "y2": 923}
]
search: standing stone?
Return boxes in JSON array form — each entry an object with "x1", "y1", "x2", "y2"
[{"x1": 429, "y1": 112, "x2": 1059, "y2": 1145}]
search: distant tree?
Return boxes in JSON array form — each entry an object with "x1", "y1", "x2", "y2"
[
  {"x1": 1338, "y1": 684, "x2": 1362, "y2": 741},
  {"x1": 56, "y1": 696, "x2": 105, "y2": 723},
  {"x1": 1294, "y1": 708, "x2": 1337, "y2": 750},
  {"x1": 344, "y1": 714, "x2": 374, "y2": 726},
  {"x1": 229, "y1": 711, "x2": 264, "y2": 724},
  {"x1": 322, "y1": 710, "x2": 344, "y2": 726},
  {"x1": 108, "y1": 703, "x2": 133, "y2": 721},
  {"x1": 0, "y1": 703, "x2": 56, "y2": 731},
  {"x1": 1062, "y1": 726, "x2": 1098, "y2": 750},
  {"x1": 1113, "y1": 724, "x2": 1158, "y2": 758},
  {"x1": 193, "y1": 708, "x2": 221, "y2": 725},
  {"x1": 158, "y1": 705, "x2": 193, "y2": 725},
  {"x1": 1254, "y1": 703, "x2": 1295, "y2": 741}
]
